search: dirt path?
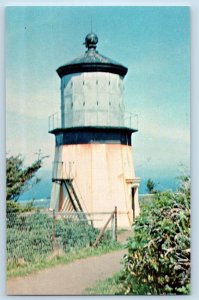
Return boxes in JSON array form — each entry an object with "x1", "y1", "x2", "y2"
[{"x1": 7, "y1": 249, "x2": 126, "y2": 295}]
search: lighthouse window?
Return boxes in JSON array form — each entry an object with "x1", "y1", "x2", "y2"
[
  {"x1": 83, "y1": 101, "x2": 85, "y2": 106},
  {"x1": 71, "y1": 82, "x2": 73, "y2": 87},
  {"x1": 96, "y1": 80, "x2": 98, "y2": 85},
  {"x1": 109, "y1": 81, "x2": 110, "y2": 85},
  {"x1": 109, "y1": 102, "x2": 111, "y2": 106},
  {"x1": 97, "y1": 101, "x2": 98, "y2": 106},
  {"x1": 71, "y1": 102, "x2": 73, "y2": 109},
  {"x1": 83, "y1": 81, "x2": 85, "y2": 85}
]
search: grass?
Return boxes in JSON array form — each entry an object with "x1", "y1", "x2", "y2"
[
  {"x1": 84, "y1": 272, "x2": 123, "y2": 295},
  {"x1": 84, "y1": 271, "x2": 149, "y2": 296},
  {"x1": 7, "y1": 242, "x2": 123, "y2": 279}
]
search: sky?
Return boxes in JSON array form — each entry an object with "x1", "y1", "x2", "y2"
[{"x1": 6, "y1": 6, "x2": 190, "y2": 193}]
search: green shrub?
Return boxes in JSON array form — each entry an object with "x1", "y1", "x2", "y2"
[
  {"x1": 55, "y1": 218, "x2": 99, "y2": 251},
  {"x1": 7, "y1": 213, "x2": 53, "y2": 263},
  {"x1": 7, "y1": 212, "x2": 103, "y2": 264},
  {"x1": 6, "y1": 200, "x2": 36, "y2": 229},
  {"x1": 120, "y1": 177, "x2": 190, "y2": 295},
  {"x1": 6, "y1": 201, "x2": 23, "y2": 214}
]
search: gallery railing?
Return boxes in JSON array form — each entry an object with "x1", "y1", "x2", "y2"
[{"x1": 48, "y1": 110, "x2": 138, "y2": 132}]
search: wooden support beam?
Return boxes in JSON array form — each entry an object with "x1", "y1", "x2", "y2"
[{"x1": 93, "y1": 211, "x2": 114, "y2": 248}]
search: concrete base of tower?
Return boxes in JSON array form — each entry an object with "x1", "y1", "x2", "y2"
[{"x1": 50, "y1": 143, "x2": 140, "y2": 228}]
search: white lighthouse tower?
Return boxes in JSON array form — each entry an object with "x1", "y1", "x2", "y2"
[{"x1": 49, "y1": 33, "x2": 140, "y2": 228}]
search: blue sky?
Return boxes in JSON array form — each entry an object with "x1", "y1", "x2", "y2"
[{"x1": 6, "y1": 6, "x2": 190, "y2": 188}]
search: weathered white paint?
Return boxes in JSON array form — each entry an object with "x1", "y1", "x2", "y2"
[
  {"x1": 50, "y1": 144, "x2": 140, "y2": 228},
  {"x1": 61, "y1": 72, "x2": 125, "y2": 127},
  {"x1": 50, "y1": 66, "x2": 140, "y2": 228}
]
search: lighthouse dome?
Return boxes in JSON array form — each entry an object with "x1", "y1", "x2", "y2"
[{"x1": 56, "y1": 33, "x2": 128, "y2": 78}]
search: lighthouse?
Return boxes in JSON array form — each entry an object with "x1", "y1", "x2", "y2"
[{"x1": 49, "y1": 33, "x2": 140, "y2": 228}]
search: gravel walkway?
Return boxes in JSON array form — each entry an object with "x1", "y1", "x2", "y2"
[{"x1": 7, "y1": 249, "x2": 126, "y2": 295}]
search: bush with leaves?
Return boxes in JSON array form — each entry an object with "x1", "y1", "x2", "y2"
[
  {"x1": 7, "y1": 212, "x2": 106, "y2": 264},
  {"x1": 120, "y1": 176, "x2": 190, "y2": 295},
  {"x1": 54, "y1": 218, "x2": 100, "y2": 251}
]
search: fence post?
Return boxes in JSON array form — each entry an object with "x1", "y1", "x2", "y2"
[
  {"x1": 52, "y1": 209, "x2": 56, "y2": 251},
  {"x1": 114, "y1": 206, "x2": 117, "y2": 242},
  {"x1": 111, "y1": 213, "x2": 114, "y2": 241}
]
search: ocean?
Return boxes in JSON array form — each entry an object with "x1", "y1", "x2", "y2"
[
  {"x1": 18, "y1": 176, "x2": 179, "y2": 208},
  {"x1": 18, "y1": 198, "x2": 50, "y2": 208}
]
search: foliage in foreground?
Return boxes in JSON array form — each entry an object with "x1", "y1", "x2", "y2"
[
  {"x1": 7, "y1": 212, "x2": 98, "y2": 263},
  {"x1": 7, "y1": 211, "x2": 116, "y2": 274},
  {"x1": 84, "y1": 272, "x2": 123, "y2": 295},
  {"x1": 120, "y1": 176, "x2": 191, "y2": 295},
  {"x1": 7, "y1": 200, "x2": 35, "y2": 215}
]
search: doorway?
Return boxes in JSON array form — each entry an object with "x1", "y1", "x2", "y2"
[{"x1": 131, "y1": 187, "x2": 136, "y2": 221}]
